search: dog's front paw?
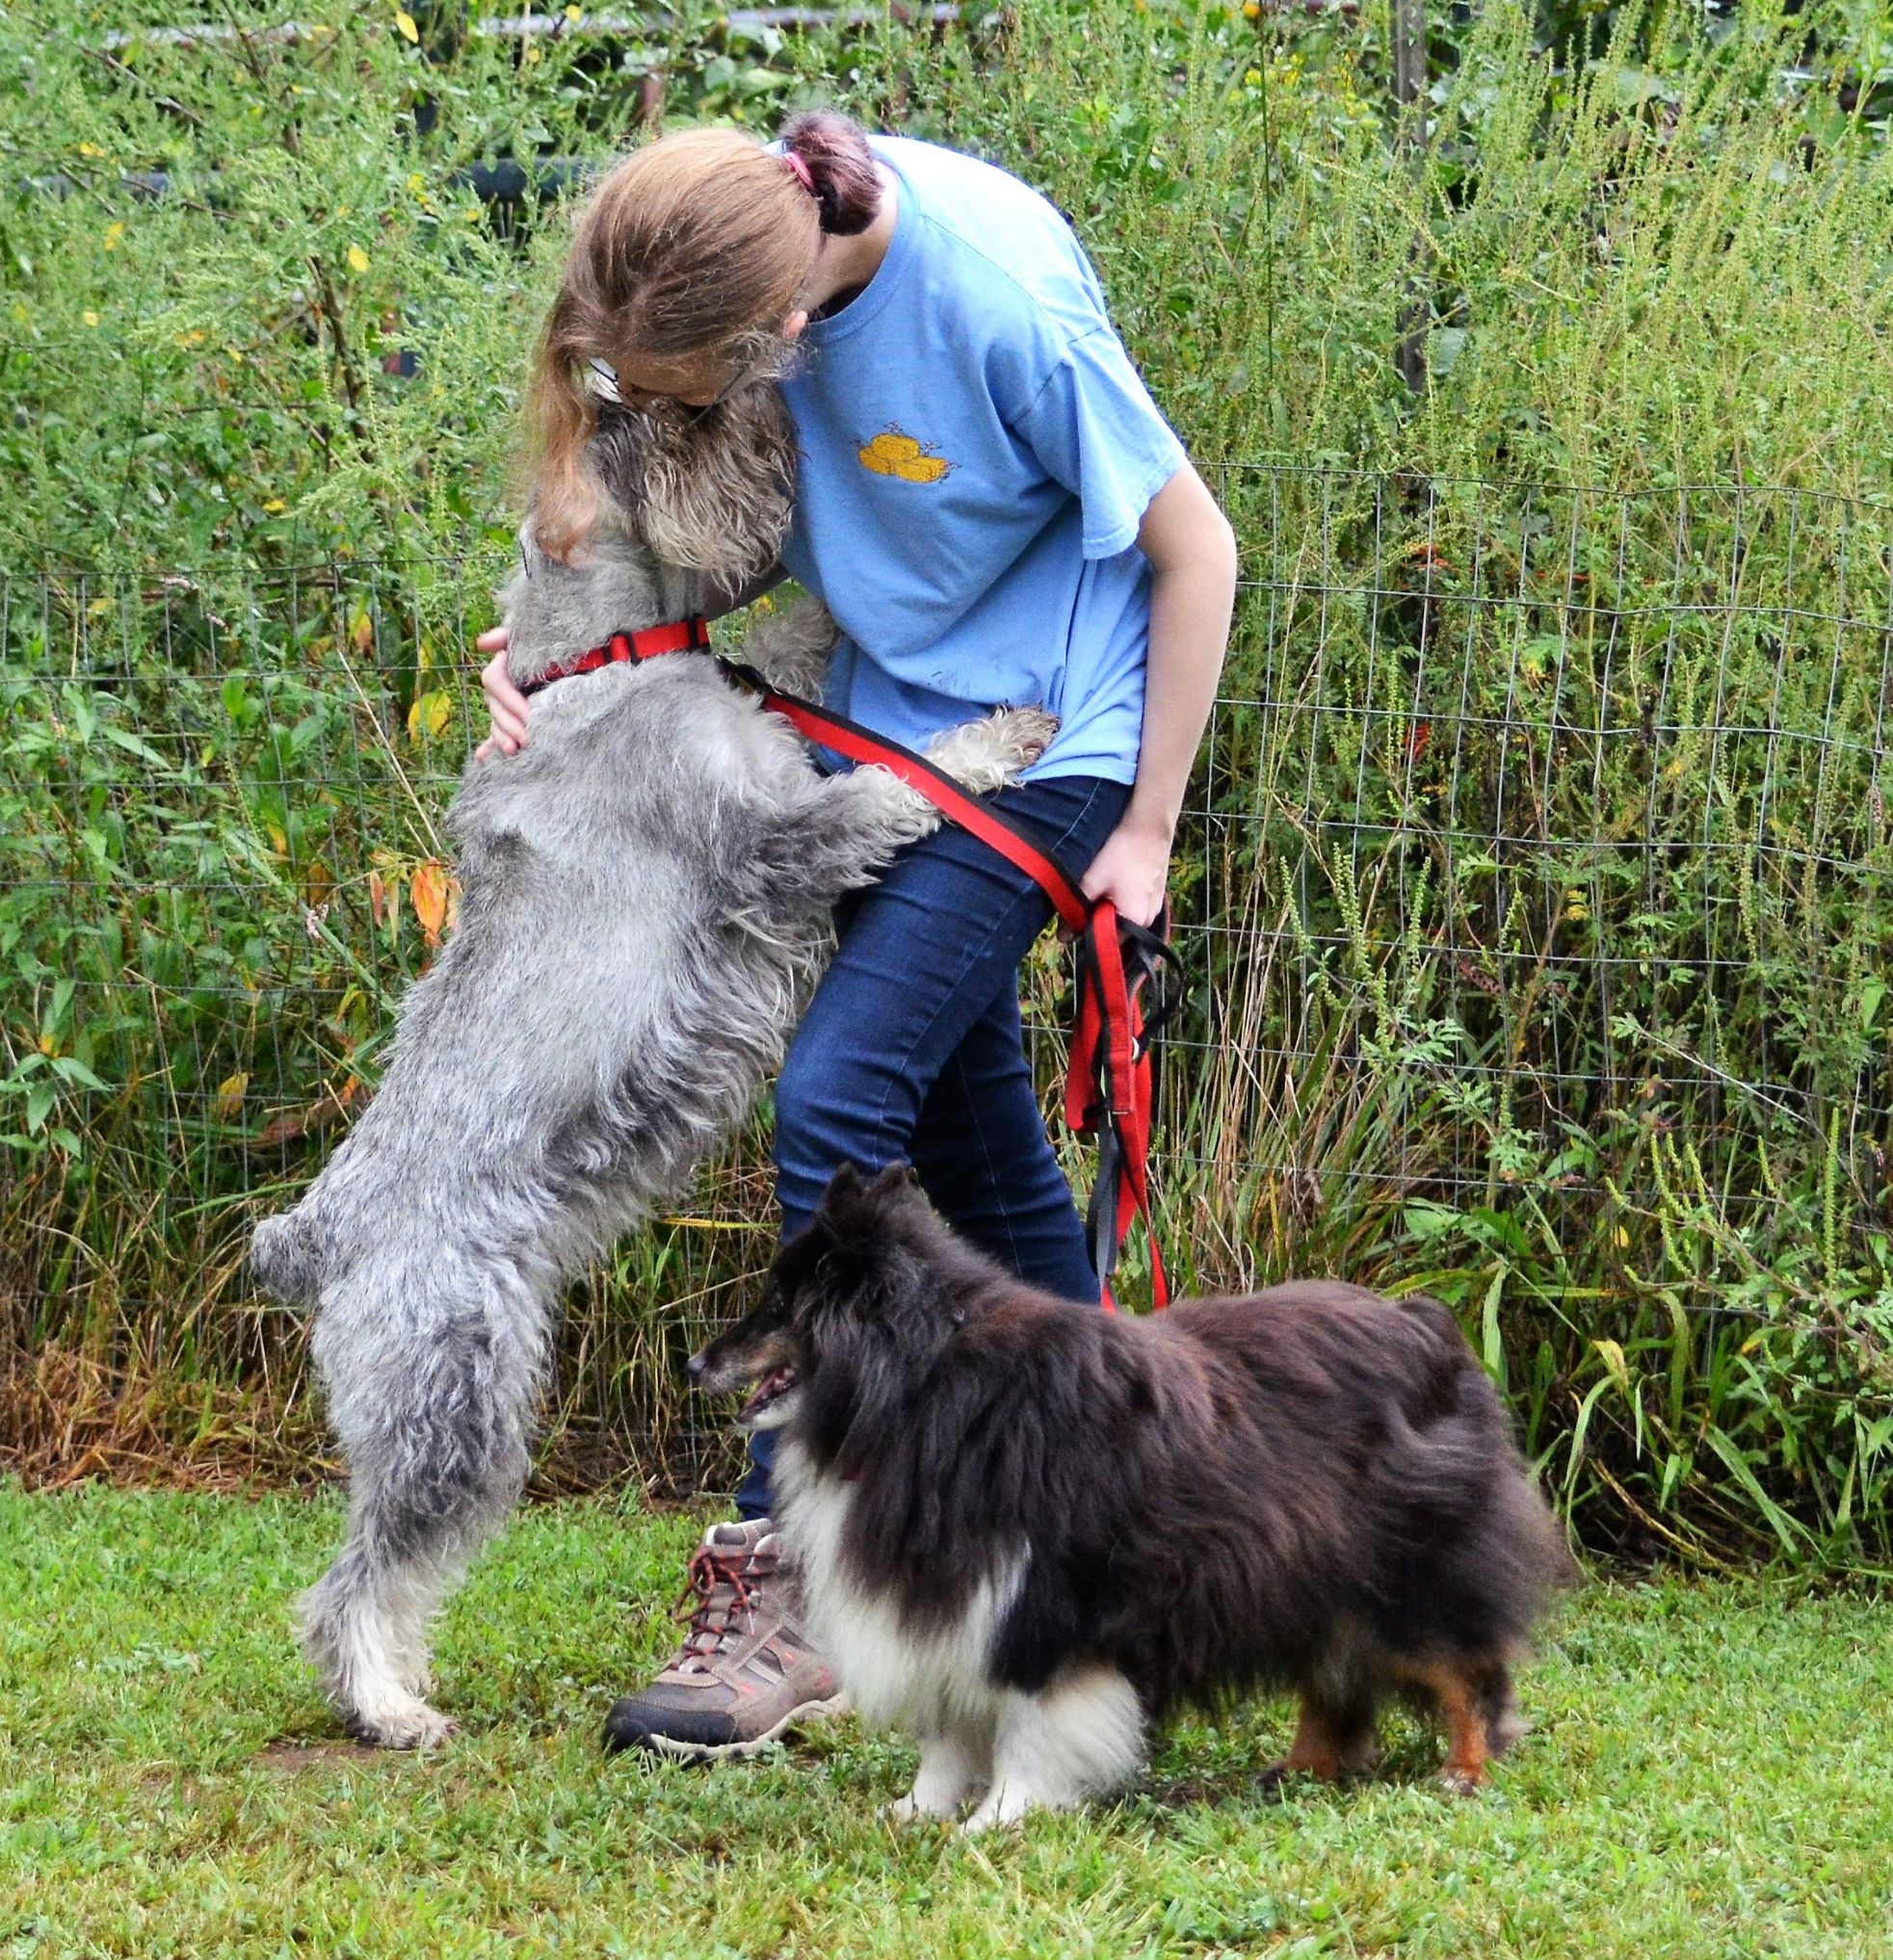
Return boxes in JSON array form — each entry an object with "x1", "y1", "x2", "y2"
[
  {"x1": 1436, "y1": 1764, "x2": 1488, "y2": 1798},
  {"x1": 922, "y1": 706, "x2": 1061, "y2": 796},
  {"x1": 992, "y1": 705, "x2": 1060, "y2": 769}
]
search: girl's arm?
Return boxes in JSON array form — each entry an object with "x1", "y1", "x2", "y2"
[{"x1": 1080, "y1": 463, "x2": 1238, "y2": 926}]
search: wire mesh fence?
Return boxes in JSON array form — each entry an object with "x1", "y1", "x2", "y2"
[{"x1": 5, "y1": 465, "x2": 1891, "y2": 1501}]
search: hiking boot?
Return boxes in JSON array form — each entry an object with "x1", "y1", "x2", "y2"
[{"x1": 600, "y1": 1519, "x2": 844, "y2": 1761}]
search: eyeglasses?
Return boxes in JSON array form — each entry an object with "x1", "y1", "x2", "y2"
[{"x1": 586, "y1": 355, "x2": 754, "y2": 416}]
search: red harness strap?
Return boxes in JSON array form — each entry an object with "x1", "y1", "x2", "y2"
[
  {"x1": 517, "y1": 614, "x2": 712, "y2": 697},
  {"x1": 516, "y1": 623, "x2": 1181, "y2": 1308},
  {"x1": 725, "y1": 663, "x2": 1180, "y2": 1312}
]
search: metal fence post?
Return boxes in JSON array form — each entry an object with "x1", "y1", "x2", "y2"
[{"x1": 1390, "y1": 0, "x2": 1430, "y2": 396}]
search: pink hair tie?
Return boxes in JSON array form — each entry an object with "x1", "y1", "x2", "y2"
[{"x1": 782, "y1": 150, "x2": 816, "y2": 196}]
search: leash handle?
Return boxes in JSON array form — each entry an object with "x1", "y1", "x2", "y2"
[{"x1": 1070, "y1": 900, "x2": 1178, "y2": 1311}]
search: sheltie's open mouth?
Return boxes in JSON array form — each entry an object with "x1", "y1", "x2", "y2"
[{"x1": 738, "y1": 1365, "x2": 798, "y2": 1425}]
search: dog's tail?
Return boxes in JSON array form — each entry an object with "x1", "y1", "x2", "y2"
[
  {"x1": 250, "y1": 1207, "x2": 325, "y2": 1305},
  {"x1": 1399, "y1": 1291, "x2": 1583, "y2": 1612}
]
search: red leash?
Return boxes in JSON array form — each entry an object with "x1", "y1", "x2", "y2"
[
  {"x1": 522, "y1": 619, "x2": 1182, "y2": 1309},
  {"x1": 723, "y1": 662, "x2": 1182, "y2": 1313}
]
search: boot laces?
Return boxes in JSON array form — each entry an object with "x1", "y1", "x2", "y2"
[{"x1": 673, "y1": 1544, "x2": 770, "y2": 1660}]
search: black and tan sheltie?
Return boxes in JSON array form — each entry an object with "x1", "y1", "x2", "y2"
[{"x1": 690, "y1": 1164, "x2": 1576, "y2": 1828}]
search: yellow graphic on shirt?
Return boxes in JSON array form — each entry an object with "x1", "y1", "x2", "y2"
[{"x1": 858, "y1": 425, "x2": 954, "y2": 483}]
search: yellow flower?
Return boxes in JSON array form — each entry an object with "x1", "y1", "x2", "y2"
[
  {"x1": 565, "y1": 2, "x2": 583, "y2": 16},
  {"x1": 408, "y1": 171, "x2": 426, "y2": 195},
  {"x1": 82, "y1": 309, "x2": 100, "y2": 327},
  {"x1": 347, "y1": 244, "x2": 370, "y2": 273},
  {"x1": 1246, "y1": 66, "x2": 1261, "y2": 86},
  {"x1": 1243, "y1": 0, "x2": 1260, "y2": 14},
  {"x1": 102, "y1": 221, "x2": 124, "y2": 250},
  {"x1": 262, "y1": 497, "x2": 287, "y2": 514},
  {"x1": 524, "y1": 42, "x2": 541, "y2": 63},
  {"x1": 78, "y1": 141, "x2": 104, "y2": 158}
]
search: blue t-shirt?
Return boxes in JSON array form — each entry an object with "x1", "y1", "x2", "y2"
[{"x1": 777, "y1": 136, "x2": 1186, "y2": 784}]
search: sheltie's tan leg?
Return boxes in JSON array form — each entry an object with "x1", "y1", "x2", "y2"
[
  {"x1": 1413, "y1": 1661, "x2": 1490, "y2": 1794},
  {"x1": 1256, "y1": 1696, "x2": 1376, "y2": 1792}
]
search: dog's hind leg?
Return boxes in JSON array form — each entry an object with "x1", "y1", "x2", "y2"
[
  {"x1": 1407, "y1": 1659, "x2": 1495, "y2": 1795},
  {"x1": 1255, "y1": 1691, "x2": 1380, "y2": 1795},
  {"x1": 302, "y1": 1278, "x2": 542, "y2": 1748},
  {"x1": 960, "y1": 1666, "x2": 1145, "y2": 1832},
  {"x1": 1470, "y1": 1657, "x2": 1526, "y2": 1758},
  {"x1": 885, "y1": 1720, "x2": 995, "y2": 1825}
]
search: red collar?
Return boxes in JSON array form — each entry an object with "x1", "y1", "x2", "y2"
[{"x1": 516, "y1": 614, "x2": 712, "y2": 697}]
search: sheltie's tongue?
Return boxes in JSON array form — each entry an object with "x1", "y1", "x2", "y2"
[{"x1": 739, "y1": 1366, "x2": 797, "y2": 1424}]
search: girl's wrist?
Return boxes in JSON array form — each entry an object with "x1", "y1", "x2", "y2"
[{"x1": 1119, "y1": 793, "x2": 1179, "y2": 848}]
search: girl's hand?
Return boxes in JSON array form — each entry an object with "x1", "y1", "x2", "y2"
[
  {"x1": 473, "y1": 628, "x2": 529, "y2": 759},
  {"x1": 1080, "y1": 816, "x2": 1171, "y2": 928}
]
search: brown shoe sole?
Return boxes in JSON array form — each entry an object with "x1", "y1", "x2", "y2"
[{"x1": 634, "y1": 1693, "x2": 850, "y2": 1764}]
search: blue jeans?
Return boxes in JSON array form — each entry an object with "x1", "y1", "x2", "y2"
[{"x1": 734, "y1": 772, "x2": 1132, "y2": 1519}]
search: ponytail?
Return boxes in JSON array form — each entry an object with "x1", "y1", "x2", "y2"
[{"x1": 779, "y1": 110, "x2": 881, "y2": 237}]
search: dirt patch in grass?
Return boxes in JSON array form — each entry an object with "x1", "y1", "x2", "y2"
[{"x1": 250, "y1": 1741, "x2": 385, "y2": 1775}]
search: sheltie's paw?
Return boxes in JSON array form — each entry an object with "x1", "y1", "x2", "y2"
[
  {"x1": 881, "y1": 1793, "x2": 949, "y2": 1827},
  {"x1": 1251, "y1": 1760, "x2": 1303, "y2": 1802},
  {"x1": 1436, "y1": 1764, "x2": 1488, "y2": 1797},
  {"x1": 958, "y1": 1787, "x2": 1060, "y2": 1833}
]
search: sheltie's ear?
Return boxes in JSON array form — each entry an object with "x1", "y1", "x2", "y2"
[
  {"x1": 796, "y1": 1163, "x2": 918, "y2": 1320},
  {"x1": 816, "y1": 1160, "x2": 918, "y2": 1237},
  {"x1": 825, "y1": 1161, "x2": 868, "y2": 1205}
]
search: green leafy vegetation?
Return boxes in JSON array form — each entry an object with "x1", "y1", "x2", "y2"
[{"x1": 4, "y1": 3, "x2": 1893, "y2": 1562}]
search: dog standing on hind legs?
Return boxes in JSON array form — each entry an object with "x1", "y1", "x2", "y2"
[
  {"x1": 250, "y1": 388, "x2": 1057, "y2": 1749},
  {"x1": 691, "y1": 1164, "x2": 1578, "y2": 1828}
]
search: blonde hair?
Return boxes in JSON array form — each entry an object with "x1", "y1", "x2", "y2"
[{"x1": 525, "y1": 114, "x2": 880, "y2": 560}]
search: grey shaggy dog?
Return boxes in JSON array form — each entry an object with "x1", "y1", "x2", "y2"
[{"x1": 250, "y1": 385, "x2": 1055, "y2": 1748}]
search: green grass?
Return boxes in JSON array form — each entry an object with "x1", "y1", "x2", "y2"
[{"x1": 4, "y1": 1485, "x2": 1891, "y2": 1958}]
